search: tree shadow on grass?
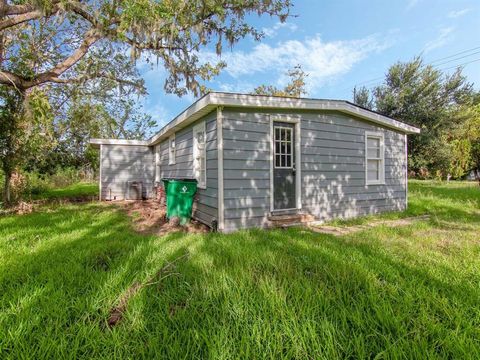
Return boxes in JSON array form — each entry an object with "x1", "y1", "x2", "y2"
[
  {"x1": 0, "y1": 203, "x2": 203, "y2": 358},
  {"x1": 116, "y1": 225, "x2": 480, "y2": 359}
]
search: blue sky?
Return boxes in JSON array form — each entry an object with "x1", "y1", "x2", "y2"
[{"x1": 140, "y1": 0, "x2": 480, "y2": 129}]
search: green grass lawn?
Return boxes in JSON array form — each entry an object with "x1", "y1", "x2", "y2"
[
  {"x1": 0, "y1": 181, "x2": 479, "y2": 359},
  {"x1": 30, "y1": 182, "x2": 98, "y2": 200}
]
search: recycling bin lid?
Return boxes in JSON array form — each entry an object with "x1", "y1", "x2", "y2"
[{"x1": 161, "y1": 178, "x2": 198, "y2": 182}]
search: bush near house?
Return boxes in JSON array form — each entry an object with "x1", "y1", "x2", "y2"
[{"x1": 0, "y1": 181, "x2": 479, "y2": 358}]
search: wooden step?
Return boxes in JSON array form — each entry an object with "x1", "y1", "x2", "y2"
[{"x1": 268, "y1": 211, "x2": 315, "y2": 228}]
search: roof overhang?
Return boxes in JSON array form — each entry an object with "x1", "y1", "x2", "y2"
[
  {"x1": 89, "y1": 138, "x2": 148, "y2": 149},
  {"x1": 90, "y1": 92, "x2": 420, "y2": 148}
]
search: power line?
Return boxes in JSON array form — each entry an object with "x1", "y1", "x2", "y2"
[
  {"x1": 347, "y1": 45, "x2": 480, "y2": 93},
  {"x1": 439, "y1": 57, "x2": 480, "y2": 71},
  {"x1": 351, "y1": 57, "x2": 480, "y2": 96},
  {"x1": 432, "y1": 50, "x2": 480, "y2": 67},
  {"x1": 428, "y1": 46, "x2": 480, "y2": 64}
]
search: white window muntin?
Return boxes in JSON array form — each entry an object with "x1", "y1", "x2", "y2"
[
  {"x1": 168, "y1": 134, "x2": 176, "y2": 165},
  {"x1": 365, "y1": 131, "x2": 385, "y2": 185},
  {"x1": 274, "y1": 126, "x2": 293, "y2": 169},
  {"x1": 193, "y1": 121, "x2": 207, "y2": 189}
]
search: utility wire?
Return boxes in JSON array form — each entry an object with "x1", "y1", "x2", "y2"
[
  {"x1": 347, "y1": 45, "x2": 480, "y2": 93},
  {"x1": 428, "y1": 46, "x2": 480, "y2": 64},
  {"x1": 439, "y1": 57, "x2": 480, "y2": 71},
  {"x1": 432, "y1": 50, "x2": 480, "y2": 67}
]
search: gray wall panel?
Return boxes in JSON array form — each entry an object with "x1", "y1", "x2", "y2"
[
  {"x1": 221, "y1": 108, "x2": 407, "y2": 231},
  {"x1": 100, "y1": 145, "x2": 154, "y2": 200}
]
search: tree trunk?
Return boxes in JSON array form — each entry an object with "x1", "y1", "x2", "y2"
[
  {"x1": 3, "y1": 170, "x2": 12, "y2": 206},
  {"x1": 474, "y1": 169, "x2": 480, "y2": 186}
]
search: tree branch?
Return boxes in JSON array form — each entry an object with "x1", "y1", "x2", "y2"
[
  {"x1": 0, "y1": 8, "x2": 45, "y2": 31},
  {"x1": 27, "y1": 29, "x2": 102, "y2": 87},
  {"x1": 0, "y1": 3, "x2": 35, "y2": 16},
  {"x1": 0, "y1": 69, "x2": 23, "y2": 90},
  {"x1": 48, "y1": 73, "x2": 143, "y2": 90}
]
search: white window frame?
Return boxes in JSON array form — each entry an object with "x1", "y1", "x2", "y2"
[
  {"x1": 365, "y1": 131, "x2": 385, "y2": 185},
  {"x1": 168, "y1": 134, "x2": 176, "y2": 165},
  {"x1": 193, "y1": 121, "x2": 207, "y2": 189},
  {"x1": 154, "y1": 144, "x2": 161, "y2": 183},
  {"x1": 273, "y1": 126, "x2": 294, "y2": 169}
]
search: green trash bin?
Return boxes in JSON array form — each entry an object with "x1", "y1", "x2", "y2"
[{"x1": 162, "y1": 178, "x2": 197, "y2": 225}]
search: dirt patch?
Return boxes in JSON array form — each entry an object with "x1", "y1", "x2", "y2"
[
  {"x1": 106, "y1": 253, "x2": 188, "y2": 328},
  {"x1": 107, "y1": 281, "x2": 143, "y2": 328},
  {"x1": 309, "y1": 215, "x2": 431, "y2": 236},
  {"x1": 116, "y1": 199, "x2": 209, "y2": 235}
]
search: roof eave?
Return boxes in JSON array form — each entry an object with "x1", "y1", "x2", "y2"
[{"x1": 89, "y1": 138, "x2": 149, "y2": 148}]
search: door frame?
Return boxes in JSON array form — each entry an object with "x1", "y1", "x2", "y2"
[{"x1": 269, "y1": 115, "x2": 302, "y2": 212}]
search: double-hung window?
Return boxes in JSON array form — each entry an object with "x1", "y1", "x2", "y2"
[
  {"x1": 193, "y1": 121, "x2": 207, "y2": 189},
  {"x1": 365, "y1": 131, "x2": 385, "y2": 185},
  {"x1": 168, "y1": 134, "x2": 176, "y2": 165}
]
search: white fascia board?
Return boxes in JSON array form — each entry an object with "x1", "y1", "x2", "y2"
[
  {"x1": 341, "y1": 102, "x2": 420, "y2": 134},
  {"x1": 148, "y1": 94, "x2": 216, "y2": 146},
  {"x1": 89, "y1": 139, "x2": 149, "y2": 148}
]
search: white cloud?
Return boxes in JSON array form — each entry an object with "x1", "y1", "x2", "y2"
[
  {"x1": 448, "y1": 8, "x2": 470, "y2": 19},
  {"x1": 424, "y1": 27, "x2": 454, "y2": 53},
  {"x1": 217, "y1": 81, "x2": 256, "y2": 93},
  {"x1": 262, "y1": 22, "x2": 298, "y2": 38},
  {"x1": 406, "y1": 0, "x2": 421, "y2": 10},
  {"x1": 202, "y1": 34, "x2": 389, "y2": 92}
]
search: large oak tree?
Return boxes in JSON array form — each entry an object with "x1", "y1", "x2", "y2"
[{"x1": 0, "y1": 0, "x2": 291, "y2": 204}]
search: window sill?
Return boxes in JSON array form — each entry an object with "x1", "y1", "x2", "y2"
[{"x1": 366, "y1": 181, "x2": 386, "y2": 186}]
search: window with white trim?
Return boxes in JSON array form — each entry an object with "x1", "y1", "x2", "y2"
[
  {"x1": 274, "y1": 126, "x2": 293, "y2": 168},
  {"x1": 365, "y1": 132, "x2": 385, "y2": 185},
  {"x1": 155, "y1": 145, "x2": 161, "y2": 183},
  {"x1": 193, "y1": 121, "x2": 206, "y2": 188},
  {"x1": 168, "y1": 134, "x2": 176, "y2": 165}
]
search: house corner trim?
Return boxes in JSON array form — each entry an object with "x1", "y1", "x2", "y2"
[
  {"x1": 217, "y1": 106, "x2": 225, "y2": 231},
  {"x1": 99, "y1": 144, "x2": 103, "y2": 201}
]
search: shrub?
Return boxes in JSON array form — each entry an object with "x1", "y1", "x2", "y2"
[
  {"x1": 23, "y1": 172, "x2": 51, "y2": 196},
  {"x1": 50, "y1": 167, "x2": 82, "y2": 188}
]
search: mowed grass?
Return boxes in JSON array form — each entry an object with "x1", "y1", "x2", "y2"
[{"x1": 0, "y1": 181, "x2": 479, "y2": 359}]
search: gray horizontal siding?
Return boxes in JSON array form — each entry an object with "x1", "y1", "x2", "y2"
[
  {"x1": 222, "y1": 111, "x2": 271, "y2": 232},
  {"x1": 221, "y1": 108, "x2": 407, "y2": 232},
  {"x1": 100, "y1": 145, "x2": 154, "y2": 200},
  {"x1": 157, "y1": 111, "x2": 218, "y2": 226},
  {"x1": 300, "y1": 111, "x2": 406, "y2": 222}
]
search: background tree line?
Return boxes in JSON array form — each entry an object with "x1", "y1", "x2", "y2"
[{"x1": 353, "y1": 57, "x2": 480, "y2": 182}]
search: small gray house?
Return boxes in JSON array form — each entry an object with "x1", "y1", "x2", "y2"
[{"x1": 90, "y1": 92, "x2": 420, "y2": 232}]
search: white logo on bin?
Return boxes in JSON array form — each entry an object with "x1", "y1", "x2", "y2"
[{"x1": 181, "y1": 185, "x2": 188, "y2": 193}]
